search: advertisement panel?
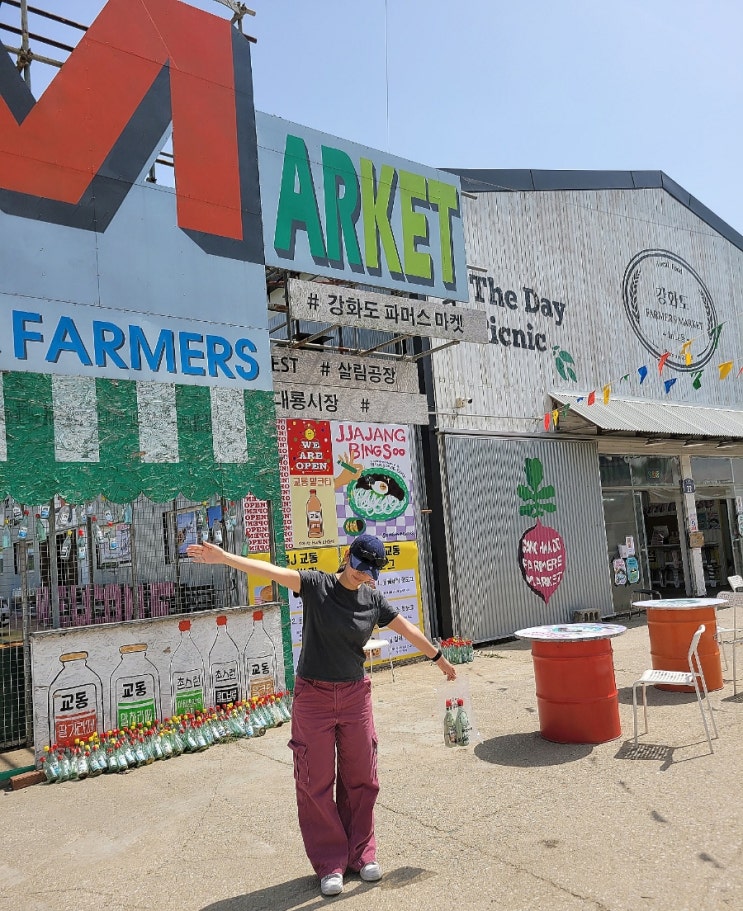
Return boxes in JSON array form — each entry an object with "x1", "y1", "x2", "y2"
[
  {"x1": 243, "y1": 419, "x2": 425, "y2": 665},
  {"x1": 257, "y1": 111, "x2": 468, "y2": 301}
]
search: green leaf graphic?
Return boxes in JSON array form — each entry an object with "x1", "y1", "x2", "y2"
[
  {"x1": 517, "y1": 484, "x2": 534, "y2": 502},
  {"x1": 524, "y1": 458, "x2": 543, "y2": 491},
  {"x1": 536, "y1": 485, "x2": 555, "y2": 500}
]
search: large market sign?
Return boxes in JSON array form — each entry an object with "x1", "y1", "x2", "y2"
[{"x1": 257, "y1": 113, "x2": 469, "y2": 302}]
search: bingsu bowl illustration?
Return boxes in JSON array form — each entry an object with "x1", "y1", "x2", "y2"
[{"x1": 347, "y1": 468, "x2": 410, "y2": 521}]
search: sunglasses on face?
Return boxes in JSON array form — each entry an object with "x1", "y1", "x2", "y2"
[{"x1": 352, "y1": 547, "x2": 389, "y2": 569}]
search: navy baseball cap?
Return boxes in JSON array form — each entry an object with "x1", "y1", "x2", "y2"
[{"x1": 348, "y1": 534, "x2": 388, "y2": 580}]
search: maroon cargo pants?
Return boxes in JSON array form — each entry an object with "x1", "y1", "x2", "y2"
[{"x1": 288, "y1": 675, "x2": 379, "y2": 878}]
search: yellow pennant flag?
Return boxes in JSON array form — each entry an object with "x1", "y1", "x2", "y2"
[
  {"x1": 719, "y1": 361, "x2": 734, "y2": 380},
  {"x1": 680, "y1": 340, "x2": 693, "y2": 366},
  {"x1": 552, "y1": 409, "x2": 560, "y2": 428},
  {"x1": 602, "y1": 385, "x2": 611, "y2": 405}
]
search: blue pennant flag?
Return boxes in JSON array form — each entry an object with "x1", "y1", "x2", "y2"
[
  {"x1": 664, "y1": 377, "x2": 677, "y2": 394},
  {"x1": 638, "y1": 365, "x2": 648, "y2": 384}
]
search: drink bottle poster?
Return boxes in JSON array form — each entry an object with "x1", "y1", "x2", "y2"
[
  {"x1": 29, "y1": 604, "x2": 285, "y2": 761},
  {"x1": 331, "y1": 421, "x2": 417, "y2": 544},
  {"x1": 289, "y1": 474, "x2": 338, "y2": 549}
]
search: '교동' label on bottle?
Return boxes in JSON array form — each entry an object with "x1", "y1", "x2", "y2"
[
  {"x1": 114, "y1": 676, "x2": 157, "y2": 728},
  {"x1": 52, "y1": 684, "x2": 99, "y2": 747}
]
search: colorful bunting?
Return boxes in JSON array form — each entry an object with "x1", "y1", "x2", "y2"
[
  {"x1": 552, "y1": 409, "x2": 560, "y2": 427},
  {"x1": 587, "y1": 390, "x2": 596, "y2": 406},
  {"x1": 719, "y1": 361, "x2": 734, "y2": 380},
  {"x1": 638, "y1": 366, "x2": 648, "y2": 384},
  {"x1": 620, "y1": 374, "x2": 630, "y2": 382},
  {"x1": 664, "y1": 378, "x2": 677, "y2": 394},
  {"x1": 680, "y1": 340, "x2": 693, "y2": 366},
  {"x1": 709, "y1": 323, "x2": 723, "y2": 349},
  {"x1": 602, "y1": 385, "x2": 611, "y2": 405},
  {"x1": 692, "y1": 371, "x2": 703, "y2": 390},
  {"x1": 543, "y1": 413, "x2": 551, "y2": 431},
  {"x1": 658, "y1": 352, "x2": 671, "y2": 374}
]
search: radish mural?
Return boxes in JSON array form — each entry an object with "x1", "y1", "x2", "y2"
[{"x1": 517, "y1": 458, "x2": 566, "y2": 604}]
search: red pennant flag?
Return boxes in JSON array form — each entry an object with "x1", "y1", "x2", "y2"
[
  {"x1": 587, "y1": 390, "x2": 596, "y2": 405},
  {"x1": 543, "y1": 413, "x2": 551, "y2": 431},
  {"x1": 658, "y1": 352, "x2": 670, "y2": 374}
]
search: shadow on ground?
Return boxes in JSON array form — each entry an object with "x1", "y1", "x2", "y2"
[
  {"x1": 474, "y1": 731, "x2": 592, "y2": 766},
  {"x1": 200, "y1": 867, "x2": 434, "y2": 911}
]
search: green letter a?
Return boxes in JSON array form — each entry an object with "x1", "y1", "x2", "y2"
[{"x1": 274, "y1": 134, "x2": 327, "y2": 260}]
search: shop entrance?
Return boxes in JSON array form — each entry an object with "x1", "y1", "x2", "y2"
[
  {"x1": 600, "y1": 455, "x2": 690, "y2": 614},
  {"x1": 694, "y1": 496, "x2": 736, "y2": 590}
]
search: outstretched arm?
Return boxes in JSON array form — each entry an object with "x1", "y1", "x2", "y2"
[
  {"x1": 387, "y1": 614, "x2": 457, "y2": 680},
  {"x1": 187, "y1": 541, "x2": 302, "y2": 594}
]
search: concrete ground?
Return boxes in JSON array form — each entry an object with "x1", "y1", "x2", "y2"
[{"x1": 1, "y1": 609, "x2": 742, "y2": 911}]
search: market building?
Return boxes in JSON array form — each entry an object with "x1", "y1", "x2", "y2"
[
  {"x1": 425, "y1": 168, "x2": 743, "y2": 641},
  {"x1": 3, "y1": 0, "x2": 743, "y2": 758}
]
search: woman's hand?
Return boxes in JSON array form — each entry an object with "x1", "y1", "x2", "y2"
[
  {"x1": 436, "y1": 655, "x2": 457, "y2": 680},
  {"x1": 187, "y1": 541, "x2": 225, "y2": 564}
]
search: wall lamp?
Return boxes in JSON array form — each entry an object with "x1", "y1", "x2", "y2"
[
  {"x1": 716, "y1": 440, "x2": 740, "y2": 450},
  {"x1": 683, "y1": 440, "x2": 707, "y2": 448}
]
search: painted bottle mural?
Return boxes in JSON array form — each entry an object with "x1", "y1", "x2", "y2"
[
  {"x1": 110, "y1": 644, "x2": 161, "y2": 729},
  {"x1": 244, "y1": 610, "x2": 277, "y2": 698},
  {"x1": 170, "y1": 619, "x2": 206, "y2": 715},
  {"x1": 48, "y1": 651, "x2": 104, "y2": 748},
  {"x1": 516, "y1": 458, "x2": 566, "y2": 604},
  {"x1": 209, "y1": 615, "x2": 242, "y2": 706},
  {"x1": 306, "y1": 488, "x2": 323, "y2": 539}
]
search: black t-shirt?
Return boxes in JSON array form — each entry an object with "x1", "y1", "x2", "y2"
[{"x1": 296, "y1": 570, "x2": 399, "y2": 682}]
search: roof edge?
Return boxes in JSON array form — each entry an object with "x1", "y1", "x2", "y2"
[{"x1": 445, "y1": 168, "x2": 743, "y2": 254}]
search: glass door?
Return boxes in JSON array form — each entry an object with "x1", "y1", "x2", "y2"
[{"x1": 602, "y1": 490, "x2": 648, "y2": 615}]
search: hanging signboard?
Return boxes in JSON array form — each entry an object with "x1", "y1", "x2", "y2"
[
  {"x1": 271, "y1": 346, "x2": 419, "y2": 394},
  {"x1": 287, "y1": 278, "x2": 488, "y2": 343},
  {"x1": 257, "y1": 112, "x2": 468, "y2": 301},
  {"x1": 273, "y1": 385, "x2": 429, "y2": 424}
]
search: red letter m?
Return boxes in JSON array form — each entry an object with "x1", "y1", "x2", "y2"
[{"x1": 0, "y1": 0, "x2": 262, "y2": 261}]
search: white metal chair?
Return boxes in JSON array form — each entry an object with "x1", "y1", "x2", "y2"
[
  {"x1": 716, "y1": 576, "x2": 743, "y2": 695},
  {"x1": 363, "y1": 637, "x2": 395, "y2": 682},
  {"x1": 632, "y1": 624, "x2": 718, "y2": 753}
]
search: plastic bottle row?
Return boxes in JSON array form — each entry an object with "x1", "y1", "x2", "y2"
[
  {"x1": 38, "y1": 692, "x2": 293, "y2": 784},
  {"x1": 439, "y1": 638, "x2": 475, "y2": 664}
]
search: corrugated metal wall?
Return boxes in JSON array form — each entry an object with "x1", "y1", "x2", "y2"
[
  {"x1": 432, "y1": 188, "x2": 743, "y2": 435},
  {"x1": 440, "y1": 434, "x2": 613, "y2": 642}
]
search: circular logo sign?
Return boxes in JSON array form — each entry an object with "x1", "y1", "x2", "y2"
[{"x1": 622, "y1": 249, "x2": 718, "y2": 371}]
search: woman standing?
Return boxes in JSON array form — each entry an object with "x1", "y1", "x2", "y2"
[{"x1": 187, "y1": 533, "x2": 456, "y2": 897}]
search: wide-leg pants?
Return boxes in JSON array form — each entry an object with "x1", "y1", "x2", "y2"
[{"x1": 288, "y1": 675, "x2": 379, "y2": 878}]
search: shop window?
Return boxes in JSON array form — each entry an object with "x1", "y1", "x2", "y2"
[
  {"x1": 599, "y1": 455, "x2": 631, "y2": 487},
  {"x1": 630, "y1": 456, "x2": 678, "y2": 487},
  {"x1": 691, "y1": 457, "x2": 733, "y2": 487}
]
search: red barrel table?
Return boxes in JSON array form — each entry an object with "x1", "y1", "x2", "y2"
[
  {"x1": 631, "y1": 597, "x2": 725, "y2": 692},
  {"x1": 515, "y1": 623, "x2": 627, "y2": 744}
]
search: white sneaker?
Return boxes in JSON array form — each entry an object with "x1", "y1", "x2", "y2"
[
  {"x1": 359, "y1": 862, "x2": 382, "y2": 882},
  {"x1": 320, "y1": 873, "x2": 344, "y2": 896}
]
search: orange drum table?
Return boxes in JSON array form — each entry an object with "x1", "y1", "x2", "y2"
[
  {"x1": 631, "y1": 597, "x2": 725, "y2": 692},
  {"x1": 515, "y1": 623, "x2": 627, "y2": 744}
]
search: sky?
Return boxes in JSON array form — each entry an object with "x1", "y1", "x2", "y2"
[{"x1": 4, "y1": 0, "x2": 743, "y2": 234}]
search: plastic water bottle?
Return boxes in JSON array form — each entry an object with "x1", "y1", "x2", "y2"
[
  {"x1": 454, "y1": 698, "x2": 471, "y2": 746},
  {"x1": 443, "y1": 698, "x2": 457, "y2": 747}
]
